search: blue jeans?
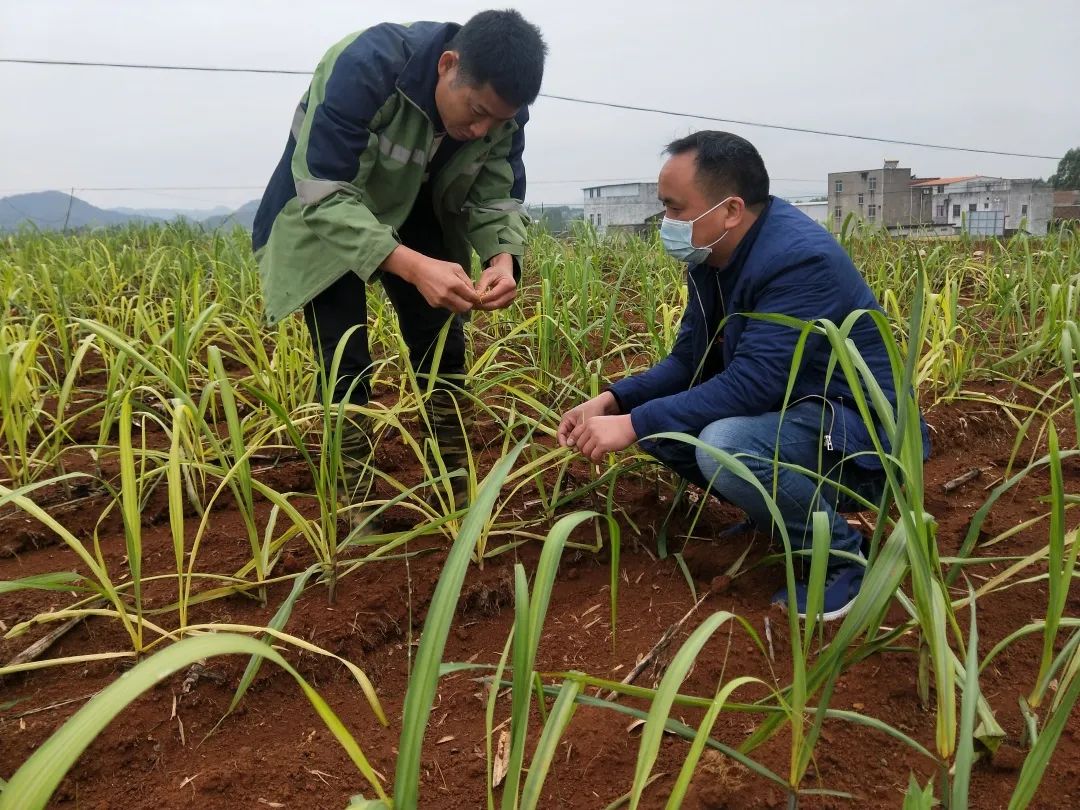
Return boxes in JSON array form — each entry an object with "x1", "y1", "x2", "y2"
[{"x1": 639, "y1": 401, "x2": 886, "y2": 566}]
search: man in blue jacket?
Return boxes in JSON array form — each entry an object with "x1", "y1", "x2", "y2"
[{"x1": 558, "y1": 131, "x2": 928, "y2": 621}]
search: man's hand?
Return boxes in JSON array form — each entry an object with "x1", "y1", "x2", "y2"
[
  {"x1": 558, "y1": 391, "x2": 620, "y2": 450},
  {"x1": 382, "y1": 246, "x2": 479, "y2": 313},
  {"x1": 475, "y1": 253, "x2": 517, "y2": 311},
  {"x1": 573, "y1": 414, "x2": 637, "y2": 463}
]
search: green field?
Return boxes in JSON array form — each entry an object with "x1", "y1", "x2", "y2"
[{"x1": 1, "y1": 222, "x2": 1078, "y2": 809}]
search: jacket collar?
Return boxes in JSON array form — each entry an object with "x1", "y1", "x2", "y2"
[
  {"x1": 397, "y1": 22, "x2": 461, "y2": 128},
  {"x1": 716, "y1": 196, "x2": 774, "y2": 273}
]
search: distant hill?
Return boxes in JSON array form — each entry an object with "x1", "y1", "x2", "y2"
[
  {"x1": 0, "y1": 191, "x2": 261, "y2": 233},
  {"x1": 0, "y1": 191, "x2": 161, "y2": 232},
  {"x1": 113, "y1": 205, "x2": 233, "y2": 221},
  {"x1": 202, "y1": 199, "x2": 261, "y2": 231},
  {"x1": 2, "y1": 193, "x2": 565, "y2": 236}
]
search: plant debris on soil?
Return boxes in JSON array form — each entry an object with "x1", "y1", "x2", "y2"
[{"x1": 1, "y1": 391, "x2": 1079, "y2": 809}]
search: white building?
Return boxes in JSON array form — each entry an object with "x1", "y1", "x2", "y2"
[
  {"x1": 909, "y1": 176, "x2": 1053, "y2": 235},
  {"x1": 582, "y1": 182, "x2": 664, "y2": 234},
  {"x1": 789, "y1": 200, "x2": 829, "y2": 226}
]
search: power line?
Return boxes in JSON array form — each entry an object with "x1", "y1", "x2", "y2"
[
  {"x1": 0, "y1": 57, "x2": 313, "y2": 76},
  {"x1": 537, "y1": 94, "x2": 1065, "y2": 161},
  {"x1": 0, "y1": 176, "x2": 826, "y2": 194},
  {"x1": 0, "y1": 197, "x2": 69, "y2": 225},
  {"x1": 533, "y1": 177, "x2": 654, "y2": 185},
  {"x1": 0, "y1": 57, "x2": 1064, "y2": 161},
  {"x1": 534, "y1": 176, "x2": 823, "y2": 184},
  {"x1": 0, "y1": 185, "x2": 266, "y2": 193}
]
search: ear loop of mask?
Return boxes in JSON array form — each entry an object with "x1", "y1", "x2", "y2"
[
  {"x1": 686, "y1": 272, "x2": 728, "y2": 390},
  {"x1": 690, "y1": 197, "x2": 734, "y2": 250}
]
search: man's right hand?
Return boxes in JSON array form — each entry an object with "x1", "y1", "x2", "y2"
[
  {"x1": 557, "y1": 391, "x2": 620, "y2": 449},
  {"x1": 382, "y1": 246, "x2": 480, "y2": 313}
]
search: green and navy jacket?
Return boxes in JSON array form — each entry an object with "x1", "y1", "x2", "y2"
[{"x1": 252, "y1": 21, "x2": 529, "y2": 325}]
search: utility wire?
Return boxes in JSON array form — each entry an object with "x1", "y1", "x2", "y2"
[
  {"x1": 0, "y1": 185, "x2": 266, "y2": 193},
  {"x1": 0, "y1": 176, "x2": 825, "y2": 194},
  {"x1": 0, "y1": 57, "x2": 1064, "y2": 161},
  {"x1": 0, "y1": 57, "x2": 313, "y2": 76},
  {"x1": 537, "y1": 94, "x2": 1064, "y2": 161}
]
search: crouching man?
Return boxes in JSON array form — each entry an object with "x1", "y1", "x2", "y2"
[{"x1": 558, "y1": 131, "x2": 929, "y2": 620}]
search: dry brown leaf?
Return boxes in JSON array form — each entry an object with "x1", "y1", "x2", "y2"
[{"x1": 492, "y1": 728, "x2": 510, "y2": 787}]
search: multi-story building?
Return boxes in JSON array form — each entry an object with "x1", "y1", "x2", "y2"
[
  {"x1": 827, "y1": 160, "x2": 916, "y2": 232},
  {"x1": 582, "y1": 182, "x2": 664, "y2": 234},
  {"x1": 828, "y1": 163, "x2": 1053, "y2": 235}
]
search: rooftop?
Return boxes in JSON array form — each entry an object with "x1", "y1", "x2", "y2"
[
  {"x1": 581, "y1": 181, "x2": 656, "y2": 191},
  {"x1": 909, "y1": 176, "x2": 979, "y2": 188}
]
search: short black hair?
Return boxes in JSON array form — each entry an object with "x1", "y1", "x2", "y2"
[
  {"x1": 451, "y1": 10, "x2": 547, "y2": 108},
  {"x1": 665, "y1": 131, "x2": 770, "y2": 208}
]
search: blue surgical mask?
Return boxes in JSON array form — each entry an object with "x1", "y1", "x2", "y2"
[{"x1": 659, "y1": 197, "x2": 732, "y2": 264}]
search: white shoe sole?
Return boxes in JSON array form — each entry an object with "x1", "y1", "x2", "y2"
[{"x1": 773, "y1": 597, "x2": 856, "y2": 623}]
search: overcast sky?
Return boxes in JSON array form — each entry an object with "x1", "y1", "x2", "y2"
[{"x1": 2, "y1": 0, "x2": 1077, "y2": 212}]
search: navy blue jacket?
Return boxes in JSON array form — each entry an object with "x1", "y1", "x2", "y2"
[{"x1": 609, "y1": 197, "x2": 930, "y2": 470}]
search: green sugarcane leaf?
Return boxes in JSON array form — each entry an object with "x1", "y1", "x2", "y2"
[{"x1": 0, "y1": 634, "x2": 387, "y2": 810}]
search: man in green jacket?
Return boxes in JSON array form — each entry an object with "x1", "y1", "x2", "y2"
[{"x1": 252, "y1": 11, "x2": 546, "y2": 515}]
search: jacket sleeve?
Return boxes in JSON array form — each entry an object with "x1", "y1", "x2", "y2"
[
  {"x1": 628, "y1": 253, "x2": 835, "y2": 438},
  {"x1": 608, "y1": 273, "x2": 699, "y2": 412},
  {"x1": 290, "y1": 30, "x2": 402, "y2": 282},
  {"x1": 463, "y1": 108, "x2": 530, "y2": 266}
]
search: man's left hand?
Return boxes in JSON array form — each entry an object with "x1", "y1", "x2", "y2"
[
  {"x1": 475, "y1": 254, "x2": 517, "y2": 311},
  {"x1": 575, "y1": 414, "x2": 637, "y2": 463}
]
